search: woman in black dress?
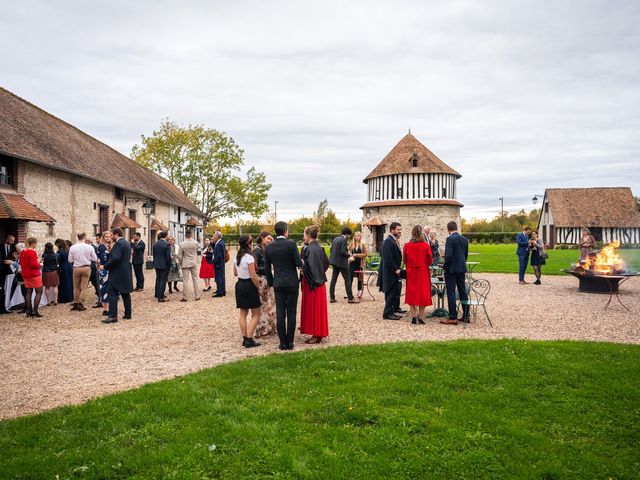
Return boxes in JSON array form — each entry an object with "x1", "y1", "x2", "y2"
[
  {"x1": 348, "y1": 231, "x2": 367, "y2": 299},
  {"x1": 55, "y1": 239, "x2": 73, "y2": 303},
  {"x1": 529, "y1": 231, "x2": 546, "y2": 285}
]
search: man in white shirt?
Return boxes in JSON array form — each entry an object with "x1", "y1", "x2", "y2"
[{"x1": 68, "y1": 232, "x2": 98, "y2": 311}]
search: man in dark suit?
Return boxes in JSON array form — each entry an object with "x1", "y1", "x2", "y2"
[
  {"x1": 101, "y1": 227, "x2": 133, "y2": 323},
  {"x1": 442, "y1": 221, "x2": 469, "y2": 325},
  {"x1": 152, "y1": 231, "x2": 172, "y2": 302},
  {"x1": 377, "y1": 222, "x2": 405, "y2": 320},
  {"x1": 131, "y1": 232, "x2": 145, "y2": 291},
  {"x1": 0, "y1": 235, "x2": 17, "y2": 314},
  {"x1": 329, "y1": 227, "x2": 357, "y2": 303},
  {"x1": 265, "y1": 221, "x2": 303, "y2": 350},
  {"x1": 516, "y1": 226, "x2": 532, "y2": 285},
  {"x1": 212, "y1": 231, "x2": 226, "y2": 297}
]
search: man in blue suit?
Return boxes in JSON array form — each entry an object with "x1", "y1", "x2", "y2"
[
  {"x1": 442, "y1": 221, "x2": 469, "y2": 325},
  {"x1": 516, "y1": 226, "x2": 532, "y2": 284},
  {"x1": 152, "y1": 231, "x2": 172, "y2": 302},
  {"x1": 212, "y1": 231, "x2": 226, "y2": 297},
  {"x1": 131, "y1": 232, "x2": 145, "y2": 292},
  {"x1": 101, "y1": 227, "x2": 133, "y2": 324}
]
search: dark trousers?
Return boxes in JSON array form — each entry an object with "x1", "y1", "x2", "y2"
[
  {"x1": 274, "y1": 286, "x2": 299, "y2": 346},
  {"x1": 349, "y1": 262, "x2": 363, "y2": 292},
  {"x1": 133, "y1": 263, "x2": 144, "y2": 290},
  {"x1": 445, "y1": 272, "x2": 469, "y2": 320},
  {"x1": 107, "y1": 283, "x2": 131, "y2": 319},
  {"x1": 383, "y1": 281, "x2": 401, "y2": 316},
  {"x1": 518, "y1": 254, "x2": 529, "y2": 281},
  {"x1": 329, "y1": 266, "x2": 354, "y2": 300},
  {"x1": 214, "y1": 264, "x2": 226, "y2": 295},
  {"x1": 155, "y1": 268, "x2": 169, "y2": 299},
  {"x1": 0, "y1": 272, "x2": 8, "y2": 313},
  {"x1": 89, "y1": 263, "x2": 100, "y2": 302}
]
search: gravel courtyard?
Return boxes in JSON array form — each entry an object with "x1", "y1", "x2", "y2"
[{"x1": 1, "y1": 267, "x2": 639, "y2": 419}]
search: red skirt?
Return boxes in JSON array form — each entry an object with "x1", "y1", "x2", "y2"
[
  {"x1": 24, "y1": 275, "x2": 43, "y2": 289},
  {"x1": 300, "y1": 278, "x2": 329, "y2": 338},
  {"x1": 199, "y1": 259, "x2": 214, "y2": 279},
  {"x1": 405, "y1": 266, "x2": 432, "y2": 307}
]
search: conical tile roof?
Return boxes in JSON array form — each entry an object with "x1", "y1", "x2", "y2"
[{"x1": 363, "y1": 133, "x2": 460, "y2": 183}]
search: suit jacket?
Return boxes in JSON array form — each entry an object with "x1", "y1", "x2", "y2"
[
  {"x1": 264, "y1": 237, "x2": 302, "y2": 288},
  {"x1": 152, "y1": 239, "x2": 172, "y2": 269},
  {"x1": 303, "y1": 241, "x2": 328, "y2": 289},
  {"x1": 443, "y1": 232, "x2": 468, "y2": 274},
  {"x1": 377, "y1": 235, "x2": 402, "y2": 293},
  {"x1": 131, "y1": 240, "x2": 145, "y2": 265},
  {"x1": 104, "y1": 238, "x2": 133, "y2": 293},
  {"x1": 516, "y1": 232, "x2": 530, "y2": 257},
  {"x1": 213, "y1": 239, "x2": 226, "y2": 269},
  {"x1": 0, "y1": 243, "x2": 17, "y2": 276},
  {"x1": 329, "y1": 235, "x2": 350, "y2": 269},
  {"x1": 177, "y1": 239, "x2": 199, "y2": 268}
]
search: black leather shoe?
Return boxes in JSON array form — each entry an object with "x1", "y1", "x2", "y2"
[
  {"x1": 101, "y1": 317, "x2": 118, "y2": 324},
  {"x1": 285, "y1": 344, "x2": 294, "y2": 350},
  {"x1": 395, "y1": 309, "x2": 408, "y2": 314},
  {"x1": 278, "y1": 344, "x2": 288, "y2": 350},
  {"x1": 213, "y1": 293, "x2": 226, "y2": 298},
  {"x1": 122, "y1": 315, "x2": 132, "y2": 320},
  {"x1": 417, "y1": 318, "x2": 426, "y2": 325},
  {"x1": 383, "y1": 314, "x2": 402, "y2": 320},
  {"x1": 330, "y1": 299, "x2": 337, "y2": 303},
  {"x1": 411, "y1": 317, "x2": 417, "y2": 324},
  {"x1": 92, "y1": 303, "x2": 102, "y2": 308}
]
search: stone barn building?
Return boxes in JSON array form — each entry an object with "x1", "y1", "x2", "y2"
[
  {"x1": 0, "y1": 87, "x2": 205, "y2": 256},
  {"x1": 537, "y1": 187, "x2": 640, "y2": 247},
  {"x1": 360, "y1": 133, "x2": 462, "y2": 252}
]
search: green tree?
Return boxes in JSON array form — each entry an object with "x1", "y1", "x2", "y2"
[
  {"x1": 131, "y1": 119, "x2": 271, "y2": 223},
  {"x1": 635, "y1": 196, "x2": 640, "y2": 211}
]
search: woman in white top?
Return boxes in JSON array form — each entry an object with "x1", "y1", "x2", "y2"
[{"x1": 233, "y1": 235, "x2": 262, "y2": 348}]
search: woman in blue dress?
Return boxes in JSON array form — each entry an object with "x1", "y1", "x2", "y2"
[
  {"x1": 97, "y1": 232, "x2": 112, "y2": 316},
  {"x1": 55, "y1": 238, "x2": 73, "y2": 303}
]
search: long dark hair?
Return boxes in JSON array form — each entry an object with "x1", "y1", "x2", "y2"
[
  {"x1": 236, "y1": 235, "x2": 253, "y2": 266},
  {"x1": 44, "y1": 242, "x2": 54, "y2": 254}
]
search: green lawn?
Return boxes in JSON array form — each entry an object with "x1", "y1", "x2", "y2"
[
  {"x1": 468, "y1": 244, "x2": 640, "y2": 275},
  {"x1": 2, "y1": 340, "x2": 639, "y2": 479}
]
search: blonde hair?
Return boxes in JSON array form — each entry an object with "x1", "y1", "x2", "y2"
[{"x1": 305, "y1": 225, "x2": 320, "y2": 240}]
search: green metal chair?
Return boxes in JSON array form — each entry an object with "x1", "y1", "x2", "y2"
[{"x1": 458, "y1": 279, "x2": 492, "y2": 328}]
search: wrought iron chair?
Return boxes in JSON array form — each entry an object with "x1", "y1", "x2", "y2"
[{"x1": 458, "y1": 279, "x2": 492, "y2": 328}]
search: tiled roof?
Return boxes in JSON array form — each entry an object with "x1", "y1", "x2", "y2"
[
  {"x1": 0, "y1": 193, "x2": 55, "y2": 222},
  {"x1": 150, "y1": 218, "x2": 169, "y2": 231},
  {"x1": 185, "y1": 217, "x2": 203, "y2": 227},
  {"x1": 111, "y1": 213, "x2": 142, "y2": 229},
  {"x1": 362, "y1": 216, "x2": 387, "y2": 226},
  {"x1": 0, "y1": 87, "x2": 202, "y2": 214},
  {"x1": 546, "y1": 187, "x2": 640, "y2": 227},
  {"x1": 364, "y1": 133, "x2": 461, "y2": 183}
]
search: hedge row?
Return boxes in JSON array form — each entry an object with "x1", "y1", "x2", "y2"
[{"x1": 462, "y1": 232, "x2": 519, "y2": 244}]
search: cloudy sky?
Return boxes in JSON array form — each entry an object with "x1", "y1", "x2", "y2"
[{"x1": 2, "y1": 0, "x2": 639, "y2": 221}]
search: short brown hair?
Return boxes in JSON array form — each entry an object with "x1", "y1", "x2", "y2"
[
  {"x1": 26, "y1": 237, "x2": 37, "y2": 246},
  {"x1": 411, "y1": 225, "x2": 425, "y2": 242},
  {"x1": 305, "y1": 225, "x2": 320, "y2": 240},
  {"x1": 447, "y1": 221, "x2": 457, "y2": 232},
  {"x1": 77, "y1": 232, "x2": 86, "y2": 240},
  {"x1": 111, "y1": 227, "x2": 124, "y2": 237}
]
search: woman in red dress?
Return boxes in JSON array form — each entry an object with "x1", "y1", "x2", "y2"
[
  {"x1": 300, "y1": 225, "x2": 329, "y2": 344},
  {"x1": 199, "y1": 237, "x2": 215, "y2": 292},
  {"x1": 402, "y1": 225, "x2": 433, "y2": 325},
  {"x1": 20, "y1": 237, "x2": 44, "y2": 318}
]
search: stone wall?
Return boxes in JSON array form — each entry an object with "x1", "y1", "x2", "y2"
[{"x1": 362, "y1": 204, "x2": 461, "y2": 253}]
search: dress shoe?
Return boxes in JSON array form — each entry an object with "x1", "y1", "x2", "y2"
[
  {"x1": 195, "y1": 297, "x2": 201, "y2": 301},
  {"x1": 70, "y1": 303, "x2": 79, "y2": 311},
  {"x1": 440, "y1": 319, "x2": 459, "y2": 325},
  {"x1": 347, "y1": 298, "x2": 359, "y2": 304},
  {"x1": 158, "y1": 298, "x2": 169, "y2": 302},
  {"x1": 213, "y1": 293, "x2": 226, "y2": 298},
  {"x1": 395, "y1": 309, "x2": 408, "y2": 314},
  {"x1": 278, "y1": 344, "x2": 288, "y2": 350},
  {"x1": 330, "y1": 299, "x2": 337, "y2": 303},
  {"x1": 285, "y1": 344, "x2": 294, "y2": 350},
  {"x1": 92, "y1": 303, "x2": 102, "y2": 308},
  {"x1": 180, "y1": 298, "x2": 188, "y2": 302},
  {"x1": 77, "y1": 304, "x2": 87, "y2": 311},
  {"x1": 102, "y1": 310, "x2": 109, "y2": 316},
  {"x1": 534, "y1": 280, "x2": 541, "y2": 285},
  {"x1": 383, "y1": 314, "x2": 402, "y2": 320},
  {"x1": 519, "y1": 281, "x2": 529, "y2": 285},
  {"x1": 101, "y1": 317, "x2": 118, "y2": 324},
  {"x1": 122, "y1": 315, "x2": 132, "y2": 320}
]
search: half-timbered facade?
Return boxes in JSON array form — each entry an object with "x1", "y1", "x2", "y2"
[
  {"x1": 360, "y1": 133, "x2": 463, "y2": 252},
  {"x1": 537, "y1": 187, "x2": 640, "y2": 247},
  {"x1": 0, "y1": 87, "x2": 205, "y2": 256}
]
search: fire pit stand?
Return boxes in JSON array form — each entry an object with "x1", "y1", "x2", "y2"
[{"x1": 562, "y1": 270, "x2": 639, "y2": 311}]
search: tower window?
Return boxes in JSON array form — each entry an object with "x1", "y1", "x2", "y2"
[{"x1": 410, "y1": 152, "x2": 418, "y2": 168}]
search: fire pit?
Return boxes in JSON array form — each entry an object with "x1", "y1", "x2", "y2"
[{"x1": 562, "y1": 241, "x2": 640, "y2": 310}]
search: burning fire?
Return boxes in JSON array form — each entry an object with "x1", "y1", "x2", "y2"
[{"x1": 576, "y1": 241, "x2": 626, "y2": 274}]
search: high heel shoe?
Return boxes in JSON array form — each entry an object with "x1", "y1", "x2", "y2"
[
  {"x1": 25, "y1": 310, "x2": 33, "y2": 318},
  {"x1": 411, "y1": 317, "x2": 417, "y2": 324},
  {"x1": 417, "y1": 317, "x2": 425, "y2": 325},
  {"x1": 32, "y1": 311, "x2": 43, "y2": 318}
]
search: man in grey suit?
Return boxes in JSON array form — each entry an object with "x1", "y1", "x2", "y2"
[
  {"x1": 177, "y1": 230, "x2": 201, "y2": 302},
  {"x1": 329, "y1": 227, "x2": 357, "y2": 303}
]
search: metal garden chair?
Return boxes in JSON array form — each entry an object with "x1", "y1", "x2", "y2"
[{"x1": 458, "y1": 278, "x2": 492, "y2": 328}]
